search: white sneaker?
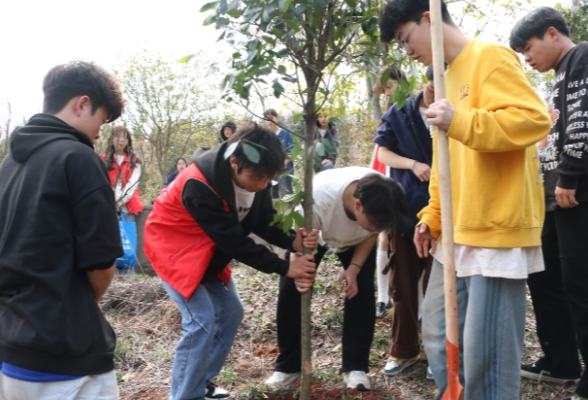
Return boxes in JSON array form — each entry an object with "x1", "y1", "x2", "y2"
[
  {"x1": 205, "y1": 382, "x2": 230, "y2": 399},
  {"x1": 264, "y1": 371, "x2": 300, "y2": 386},
  {"x1": 343, "y1": 370, "x2": 371, "y2": 391}
]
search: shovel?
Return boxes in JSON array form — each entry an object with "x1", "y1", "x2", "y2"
[{"x1": 429, "y1": 0, "x2": 463, "y2": 399}]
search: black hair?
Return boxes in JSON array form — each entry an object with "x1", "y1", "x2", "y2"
[
  {"x1": 510, "y1": 7, "x2": 570, "y2": 52},
  {"x1": 425, "y1": 65, "x2": 434, "y2": 81},
  {"x1": 375, "y1": 65, "x2": 408, "y2": 95},
  {"x1": 353, "y1": 173, "x2": 410, "y2": 232},
  {"x1": 263, "y1": 109, "x2": 279, "y2": 119},
  {"x1": 104, "y1": 126, "x2": 140, "y2": 170},
  {"x1": 380, "y1": 0, "x2": 454, "y2": 44},
  {"x1": 42, "y1": 60, "x2": 124, "y2": 122},
  {"x1": 227, "y1": 122, "x2": 286, "y2": 179}
]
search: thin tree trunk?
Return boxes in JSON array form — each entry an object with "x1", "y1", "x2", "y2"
[
  {"x1": 300, "y1": 100, "x2": 317, "y2": 400},
  {"x1": 366, "y1": 73, "x2": 383, "y2": 122}
]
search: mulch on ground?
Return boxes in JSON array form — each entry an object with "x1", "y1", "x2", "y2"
[{"x1": 103, "y1": 259, "x2": 581, "y2": 400}]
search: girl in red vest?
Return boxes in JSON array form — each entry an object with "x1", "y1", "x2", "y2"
[{"x1": 101, "y1": 126, "x2": 144, "y2": 220}]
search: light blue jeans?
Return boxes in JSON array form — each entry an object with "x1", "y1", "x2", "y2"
[
  {"x1": 422, "y1": 260, "x2": 526, "y2": 400},
  {"x1": 162, "y1": 276, "x2": 243, "y2": 400}
]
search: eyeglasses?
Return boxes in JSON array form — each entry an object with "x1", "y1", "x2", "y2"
[{"x1": 397, "y1": 16, "x2": 423, "y2": 51}]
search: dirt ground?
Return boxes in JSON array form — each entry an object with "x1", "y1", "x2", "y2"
[{"x1": 104, "y1": 258, "x2": 582, "y2": 400}]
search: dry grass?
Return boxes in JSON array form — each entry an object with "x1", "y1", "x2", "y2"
[{"x1": 104, "y1": 257, "x2": 580, "y2": 400}]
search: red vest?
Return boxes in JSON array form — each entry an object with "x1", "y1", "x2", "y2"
[
  {"x1": 100, "y1": 154, "x2": 144, "y2": 214},
  {"x1": 143, "y1": 164, "x2": 231, "y2": 300}
]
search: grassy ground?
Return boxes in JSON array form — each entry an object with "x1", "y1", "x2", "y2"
[{"x1": 104, "y1": 257, "x2": 582, "y2": 400}]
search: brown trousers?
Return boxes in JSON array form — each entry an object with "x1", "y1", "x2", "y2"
[{"x1": 386, "y1": 230, "x2": 432, "y2": 359}]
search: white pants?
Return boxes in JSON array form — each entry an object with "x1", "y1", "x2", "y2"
[{"x1": 0, "y1": 370, "x2": 118, "y2": 400}]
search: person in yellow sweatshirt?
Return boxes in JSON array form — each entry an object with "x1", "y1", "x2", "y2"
[{"x1": 379, "y1": 1, "x2": 551, "y2": 399}]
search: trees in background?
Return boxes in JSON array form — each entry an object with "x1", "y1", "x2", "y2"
[{"x1": 114, "y1": 51, "x2": 233, "y2": 190}]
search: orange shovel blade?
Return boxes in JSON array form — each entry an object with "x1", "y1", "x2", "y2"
[{"x1": 441, "y1": 339, "x2": 463, "y2": 400}]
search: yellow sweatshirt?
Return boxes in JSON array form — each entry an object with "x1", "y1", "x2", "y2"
[{"x1": 418, "y1": 39, "x2": 551, "y2": 248}]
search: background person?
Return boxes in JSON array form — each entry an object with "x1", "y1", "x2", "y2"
[
  {"x1": 101, "y1": 125, "x2": 144, "y2": 221},
  {"x1": 166, "y1": 157, "x2": 188, "y2": 185},
  {"x1": 374, "y1": 66, "x2": 435, "y2": 378},
  {"x1": 219, "y1": 120, "x2": 237, "y2": 142},
  {"x1": 373, "y1": 65, "x2": 406, "y2": 319},
  {"x1": 313, "y1": 112, "x2": 340, "y2": 172},
  {"x1": 263, "y1": 109, "x2": 294, "y2": 200}
]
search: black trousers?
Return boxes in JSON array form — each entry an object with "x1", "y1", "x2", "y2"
[
  {"x1": 275, "y1": 244, "x2": 377, "y2": 373},
  {"x1": 529, "y1": 206, "x2": 588, "y2": 396}
]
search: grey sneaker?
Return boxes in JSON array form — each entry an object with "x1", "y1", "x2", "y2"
[
  {"x1": 343, "y1": 370, "x2": 371, "y2": 391},
  {"x1": 264, "y1": 371, "x2": 300, "y2": 386},
  {"x1": 426, "y1": 365, "x2": 434, "y2": 381}
]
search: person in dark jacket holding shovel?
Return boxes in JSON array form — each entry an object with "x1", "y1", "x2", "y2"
[
  {"x1": 144, "y1": 123, "x2": 318, "y2": 400},
  {"x1": 0, "y1": 61, "x2": 125, "y2": 400}
]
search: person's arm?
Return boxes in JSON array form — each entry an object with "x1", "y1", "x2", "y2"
[
  {"x1": 87, "y1": 264, "x2": 116, "y2": 306},
  {"x1": 116, "y1": 164, "x2": 141, "y2": 207},
  {"x1": 183, "y1": 180, "x2": 313, "y2": 277},
  {"x1": 337, "y1": 234, "x2": 378, "y2": 299},
  {"x1": 427, "y1": 56, "x2": 549, "y2": 152},
  {"x1": 555, "y1": 59, "x2": 588, "y2": 208},
  {"x1": 377, "y1": 146, "x2": 430, "y2": 182}
]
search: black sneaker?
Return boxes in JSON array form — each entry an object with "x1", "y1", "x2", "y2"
[
  {"x1": 520, "y1": 362, "x2": 580, "y2": 384},
  {"x1": 205, "y1": 382, "x2": 230, "y2": 399}
]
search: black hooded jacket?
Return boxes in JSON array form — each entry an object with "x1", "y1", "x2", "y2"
[
  {"x1": 219, "y1": 120, "x2": 237, "y2": 142},
  {"x1": 0, "y1": 114, "x2": 123, "y2": 375},
  {"x1": 183, "y1": 143, "x2": 297, "y2": 277}
]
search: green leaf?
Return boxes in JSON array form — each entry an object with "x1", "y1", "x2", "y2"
[
  {"x1": 273, "y1": 80, "x2": 285, "y2": 98},
  {"x1": 242, "y1": 142, "x2": 261, "y2": 163},
  {"x1": 281, "y1": 193, "x2": 298, "y2": 203},
  {"x1": 344, "y1": 0, "x2": 357, "y2": 7},
  {"x1": 315, "y1": 142, "x2": 325, "y2": 156},
  {"x1": 224, "y1": 142, "x2": 238, "y2": 159},
  {"x1": 200, "y1": 1, "x2": 218, "y2": 12},
  {"x1": 279, "y1": 0, "x2": 292, "y2": 12},
  {"x1": 227, "y1": 8, "x2": 241, "y2": 17},
  {"x1": 329, "y1": 117, "x2": 343, "y2": 126},
  {"x1": 293, "y1": 113, "x2": 303, "y2": 123},
  {"x1": 203, "y1": 14, "x2": 216, "y2": 26},
  {"x1": 278, "y1": 65, "x2": 287, "y2": 75},
  {"x1": 322, "y1": 138, "x2": 338, "y2": 155},
  {"x1": 219, "y1": 0, "x2": 228, "y2": 14},
  {"x1": 292, "y1": 210, "x2": 305, "y2": 228}
]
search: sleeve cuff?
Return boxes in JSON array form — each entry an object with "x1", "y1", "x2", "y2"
[{"x1": 556, "y1": 174, "x2": 579, "y2": 190}]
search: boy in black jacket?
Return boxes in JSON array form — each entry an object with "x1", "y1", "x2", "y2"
[
  {"x1": 0, "y1": 61, "x2": 125, "y2": 399},
  {"x1": 511, "y1": 8, "x2": 588, "y2": 400}
]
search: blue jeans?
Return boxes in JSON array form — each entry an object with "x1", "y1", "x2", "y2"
[
  {"x1": 422, "y1": 260, "x2": 526, "y2": 400},
  {"x1": 162, "y1": 277, "x2": 243, "y2": 400}
]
